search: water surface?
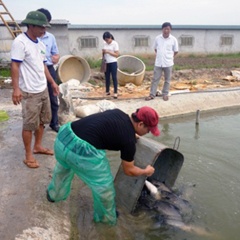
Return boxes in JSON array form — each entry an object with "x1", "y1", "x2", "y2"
[{"x1": 72, "y1": 108, "x2": 240, "y2": 240}]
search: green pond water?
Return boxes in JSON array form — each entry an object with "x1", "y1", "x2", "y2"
[{"x1": 71, "y1": 108, "x2": 240, "y2": 240}]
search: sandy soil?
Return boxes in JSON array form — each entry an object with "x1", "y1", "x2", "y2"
[
  {"x1": 1, "y1": 54, "x2": 240, "y2": 99},
  {"x1": 1, "y1": 66, "x2": 240, "y2": 118},
  {"x1": 85, "y1": 67, "x2": 240, "y2": 99}
]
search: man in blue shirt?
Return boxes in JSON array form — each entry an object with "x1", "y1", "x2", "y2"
[{"x1": 38, "y1": 8, "x2": 60, "y2": 132}]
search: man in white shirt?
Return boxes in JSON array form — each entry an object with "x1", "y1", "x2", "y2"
[
  {"x1": 146, "y1": 22, "x2": 178, "y2": 101},
  {"x1": 11, "y1": 11, "x2": 59, "y2": 168}
]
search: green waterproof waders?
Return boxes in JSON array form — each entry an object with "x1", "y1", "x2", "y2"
[{"x1": 47, "y1": 122, "x2": 117, "y2": 225}]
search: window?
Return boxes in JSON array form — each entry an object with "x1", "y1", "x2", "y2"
[
  {"x1": 134, "y1": 36, "x2": 149, "y2": 47},
  {"x1": 179, "y1": 36, "x2": 194, "y2": 46},
  {"x1": 78, "y1": 37, "x2": 97, "y2": 48},
  {"x1": 220, "y1": 35, "x2": 233, "y2": 46}
]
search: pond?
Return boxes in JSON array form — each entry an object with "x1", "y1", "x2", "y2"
[{"x1": 72, "y1": 108, "x2": 240, "y2": 240}]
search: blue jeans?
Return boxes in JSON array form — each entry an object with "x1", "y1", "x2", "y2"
[
  {"x1": 47, "y1": 65, "x2": 59, "y2": 128},
  {"x1": 105, "y1": 62, "x2": 118, "y2": 94}
]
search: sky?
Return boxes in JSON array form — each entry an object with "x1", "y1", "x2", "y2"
[{"x1": 2, "y1": 0, "x2": 240, "y2": 25}]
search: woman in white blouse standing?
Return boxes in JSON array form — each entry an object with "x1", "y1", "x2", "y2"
[{"x1": 102, "y1": 31, "x2": 119, "y2": 99}]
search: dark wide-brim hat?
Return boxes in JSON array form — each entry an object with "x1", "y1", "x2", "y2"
[{"x1": 21, "y1": 11, "x2": 51, "y2": 28}]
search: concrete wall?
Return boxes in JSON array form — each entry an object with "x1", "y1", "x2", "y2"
[
  {"x1": 0, "y1": 27, "x2": 15, "y2": 61},
  {"x1": 47, "y1": 24, "x2": 69, "y2": 56},
  {"x1": 1, "y1": 24, "x2": 240, "y2": 62},
  {"x1": 68, "y1": 27, "x2": 240, "y2": 59},
  {"x1": 68, "y1": 28, "x2": 157, "y2": 59},
  {"x1": 0, "y1": 24, "x2": 69, "y2": 62},
  {"x1": 174, "y1": 29, "x2": 240, "y2": 54}
]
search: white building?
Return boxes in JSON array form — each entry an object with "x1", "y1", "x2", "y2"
[{"x1": 1, "y1": 22, "x2": 240, "y2": 61}]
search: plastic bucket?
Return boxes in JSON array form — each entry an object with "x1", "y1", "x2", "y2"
[
  {"x1": 56, "y1": 55, "x2": 91, "y2": 83},
  {"x1": 117, "y1": 55, "x2": 146, "y2": 86}
]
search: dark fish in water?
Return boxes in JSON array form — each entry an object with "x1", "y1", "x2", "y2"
[
  {"x1": 150, "y1": 179, "x2": 192, "y2": 219},
  {"x1": 140, "y1": 180, "x2": 190, "y2": 223},
  {"x1": 138, "y1": 180, "x2": 217, "y2": 238}
]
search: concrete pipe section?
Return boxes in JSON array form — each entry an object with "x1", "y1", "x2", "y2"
[
  {"x1": 117, "y1": 55, "x2": 146, "y2": 86},
  {"x1": 56, "y1": 55, "x2": 91, "y2": 84}
]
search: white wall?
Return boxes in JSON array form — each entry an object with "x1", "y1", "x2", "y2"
[
  {"x1": 67, "y1": 26, "x2": 240, "y2": 59},
  {"x1": 1, "y1": 24, "x2": 240, "y2": 62},
  {"x1": 0, "y1": 24, "x2": 69, "y2": 61}
]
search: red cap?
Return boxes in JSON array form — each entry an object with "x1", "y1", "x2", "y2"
[{"x1": 136, "y1": 106, "x2": 160, "y2": 136}]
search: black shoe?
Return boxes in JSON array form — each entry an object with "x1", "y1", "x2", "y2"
[
  {"x1": 46, "y1": 190, "x2": 55, "y2": 203},
  {"x1": 50, "y1": 125, "x2": 60, "y2": 132},
  {"x1": 116, "y1": 210, "x2": 119, "y2": 218}
]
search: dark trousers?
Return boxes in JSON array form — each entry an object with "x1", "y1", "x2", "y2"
[
  {"x1": 105, "y1": 62, "x2": 118, "y2": 94},
  {"x1": 47, "y1": 65, "x2": 59, "y2": 128}
]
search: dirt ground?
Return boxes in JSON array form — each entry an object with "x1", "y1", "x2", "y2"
[
  {"x1": 88, "y1": 66, "x2": 240, "y2": 99},
  {"x1": 70, "y1": 55, "x2": 239, "y2": 99},
  {"x1": 1, "y1": 56, "x2": 240, "y2": 99}
]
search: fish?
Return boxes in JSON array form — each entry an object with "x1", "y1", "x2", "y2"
[
  {"x1": 138, "y1": 180, "x2": 192, "y2": 223},
  {"x1": 145, "y1": 180, "x2": 192, "y2": 219},
  {"x1": 138, "y1": 180, "x2": 217, "y2": 238},
  {"x1": 144, "y1": 179, "x2": 162, "y2": 200}
]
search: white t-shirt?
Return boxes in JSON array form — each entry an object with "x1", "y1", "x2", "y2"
[
  {"x1": 154, "y1": 34, "x2": 178, "y2": 67},
  {"x1": 11, "y1": 33, "x2": 47, "y2": 93},
  {"x1": 103, "y1": 40, "x2": 119, "y2": 63}
]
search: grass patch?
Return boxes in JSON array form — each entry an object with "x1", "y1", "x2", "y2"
[
  {"x1": 0, "y1": 68, "x2": 11, "y2": 77},
  {"x1": 85, "y1": 53, "x2": 240, "y2": 72},
  {"x1": 88, "y1": 78, "x2": 104, "y2": 86},
  {"x1": 135, "y1": 53, "x2": 240, "y2": 71},
  {"x1": 174, "y1": 65, "x2": 189, "y2": 70},
  {"x1": 174, "y1": 53, "x2": 240, "y2": 70},
  {"x1": 85, "y1": 57, "x2": 101, "y2": 69},
  {"x1": 0, "y1": 110, "x2": 9, "y2": 122},
  {"x1": 207, "y1": 53, "x2": 240, "y2": 58},
  {"x1": 145, "y1": 65, "x2": 154, "y2": 71}
]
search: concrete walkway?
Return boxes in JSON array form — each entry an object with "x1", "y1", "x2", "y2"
[
  {"x1": 0, "y1": 89, "x2": 70, "y2": 240},
  {"x1": 0, "y1": 87, "x2": 239, "y2": 239},
  {"x1": 113, "y1": 88, "x2": 240, "y2": 118}
]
